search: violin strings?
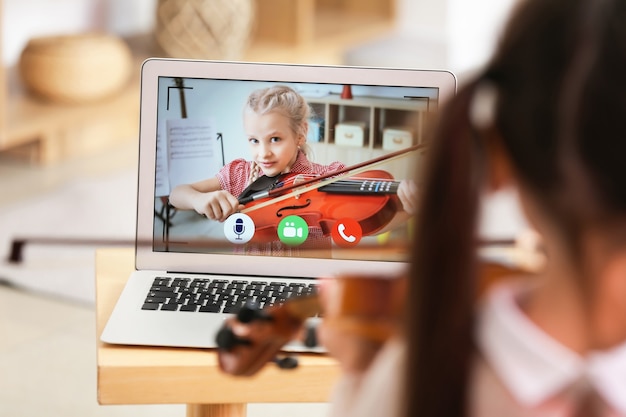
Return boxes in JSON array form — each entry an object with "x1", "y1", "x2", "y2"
[
  {"x1": 327, "y1": 179, "x2": 400, "y2": 186},
  {"x1": 280, "y1": 174, "x2": 318, "y2": 188},
  {"x1": 252, "y1": 144, "x2": 426, "y2": 200},
  {"x1": 281, "y1": 176, "x2": 399, "y2": 190},
  {"x1": 320, "y1": 180, "x2": 400, "y2": 193}
]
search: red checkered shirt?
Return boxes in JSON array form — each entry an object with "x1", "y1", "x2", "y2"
[{"x1": 216, "y1": 150, "x2": 345, "y2": 196}]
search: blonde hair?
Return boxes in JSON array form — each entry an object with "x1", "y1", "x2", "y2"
[{"x1": 245, "y1": 85, "x2": 313, "y2": 183}]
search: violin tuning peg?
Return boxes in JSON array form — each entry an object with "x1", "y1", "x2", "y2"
[
  {"x1": 304, "y1": 324, "x2": 318, "y2": 348},
  {"x1": 215, "y1": 325, "x2": 252, "y2": 350},
  {"x1": 273, "y1": 356, "x2": 299, "y2": 369},
  {"x1": 237, "y1": 301, "x2": 273, "y2": 323}
]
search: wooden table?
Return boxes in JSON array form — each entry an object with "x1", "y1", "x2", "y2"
[{"x1": 95, "y1": 247, "x2": 341, "y2": 417}]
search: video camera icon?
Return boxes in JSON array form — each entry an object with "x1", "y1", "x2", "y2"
[{"x1": 277, "y1": 215, "x2": 309, "y2": 246}]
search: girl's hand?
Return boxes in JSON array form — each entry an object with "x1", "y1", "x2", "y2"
[
  {"x1": 193, "y1": 190, "x2": 242, "y2": 222},
  {"x1": 397, "y1": 180, "x2": 419, "y2": 215}
]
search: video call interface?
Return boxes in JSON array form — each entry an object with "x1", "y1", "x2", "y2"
[{"x1": 152, "y1": 76, "x2": 440, "y2": 262}]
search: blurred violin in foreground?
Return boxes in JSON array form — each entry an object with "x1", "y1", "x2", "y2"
[
  {"x1": 216, "y1": 275, "x2": 406, "y2": 376},
  {"x1": 215, "y1": 236, "x2": 545, "y2": 377}
]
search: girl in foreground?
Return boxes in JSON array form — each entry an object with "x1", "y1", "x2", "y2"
[{"x1": 321, "y1": 0, "x2": 626, "y2": 416}]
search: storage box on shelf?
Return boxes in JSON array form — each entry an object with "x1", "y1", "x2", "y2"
[
  {"x1": 382, "y1": 126, "x2": 414, "y2": 151},
  {"x1": 335, "y1": 121, "x2": 367, "y2": 147}
]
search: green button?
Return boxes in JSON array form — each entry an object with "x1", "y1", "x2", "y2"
[{"x1": 277, "y1": 215, "x2": 309, "y2": 246}]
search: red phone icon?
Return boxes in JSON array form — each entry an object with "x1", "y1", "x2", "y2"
[
  {"x1": 338, "y1": 223, "x2": 356, "y2": 242},
  {"x1": 331, "y1": 218, "x2": 362, "y2": 247}
]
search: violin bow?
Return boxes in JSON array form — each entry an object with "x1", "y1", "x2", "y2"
[{"x1": 240, "y1": 143, "x2": 427, "y2": 214}]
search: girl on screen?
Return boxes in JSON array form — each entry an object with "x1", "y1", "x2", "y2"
[
  {"x1": 170, "y1": 85, "x2": 417, "y2": 255},
  {"x1": 170, "y1": 85, "x2": 346, "y2": 222}
]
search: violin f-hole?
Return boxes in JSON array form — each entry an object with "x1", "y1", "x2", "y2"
[{"x1": 276, "y1": 199, "x2": 312, "y2": 217}]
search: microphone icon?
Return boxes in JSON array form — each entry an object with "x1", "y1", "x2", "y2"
[
  {"x1": 224, "y1": 213, "x2": 254, "y2": 244},
  {"x1": 233, "y1": 218, "x2": 245, "y2": 240}
]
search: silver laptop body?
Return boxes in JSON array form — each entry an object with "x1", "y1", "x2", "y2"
[{"x1": 100, "y1": 58, "x2": 456, "y2": 351}]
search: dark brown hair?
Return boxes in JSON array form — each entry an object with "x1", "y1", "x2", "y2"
[{"x1": 404, "y1": 0, "x2": 626, "y2": 416}]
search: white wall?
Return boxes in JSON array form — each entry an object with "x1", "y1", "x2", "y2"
[
  {"x1": 396, "y1": 0, "x2": 448, "y2": 42},
  {"x1": 446, "y1": 0, "x2": 519, "y2": 74},
  {"x1": 105, "y1": 0, "x2": 156, "y2": 36},
  {"x1": 394, "y1": 0, "x2": 528, "y2": 240},
  {"x1": 2, "y1": 0, "x2": 156, "y2": 66},
  {"x1": 394, "y1": 0, "x2": 518, "y2": 75}
]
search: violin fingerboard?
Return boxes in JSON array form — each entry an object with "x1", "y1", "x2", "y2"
[{"x1": 319, "y1": 180, "x2": 399, "y2": 195}]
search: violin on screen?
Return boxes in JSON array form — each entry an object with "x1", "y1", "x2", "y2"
[
  {"x1": 234, "y1": 145, "x2": 426, "y2": 243},
  {"x1": 239, "y1": 170, "x2": 403, "y2": 242}
]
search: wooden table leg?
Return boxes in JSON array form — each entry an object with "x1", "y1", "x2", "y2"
[{"x1": 186, "y1": 403, "x2": 247, "y2": 417}]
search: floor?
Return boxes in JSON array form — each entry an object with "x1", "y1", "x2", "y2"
[{"x1": 0, "y1": 142, "x2": 329, "y2": 417}]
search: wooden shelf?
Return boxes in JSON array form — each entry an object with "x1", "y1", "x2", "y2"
[
  {"x1": 0, "y1": 0, "x2": 397, "y2": 164},
  {"x1": 0, "y1": 32, "x2": 150, "y2": 164},
  {"x1": 246, "y1": 0, "x2": 395, "y2": 65},
  {"x1": 1, "y1": 67, "x2": 140, "y2": 164},
  {"x1": 304, "y1": 93, "x2": 428, "y2": 179},
  {"x1": 254, "y1": 0, "x2": 394, "y2": 46},
  {"x1": 306, "y1": 94, "x2": 428, "y2": 147}
]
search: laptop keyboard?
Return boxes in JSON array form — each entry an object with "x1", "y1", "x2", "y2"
[{"x1": 141, "y1": 277, "x2": 318, "y2": 313}]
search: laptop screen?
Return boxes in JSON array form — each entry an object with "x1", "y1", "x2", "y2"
[{"x1": 136, "y1": 60, "x2": 456, "y2": 278}]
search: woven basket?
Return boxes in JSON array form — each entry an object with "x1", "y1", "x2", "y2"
[
  {"x1": 18, "y1": 33, "x2": 133, "y2": 103},
  {"x1": 155, "y1": 0, "x2": 255, "y2": 60}
]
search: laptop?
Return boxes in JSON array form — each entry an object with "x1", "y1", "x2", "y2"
[{"x1": 100, "y1": 58, "x2": 456, "y2": 351}]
